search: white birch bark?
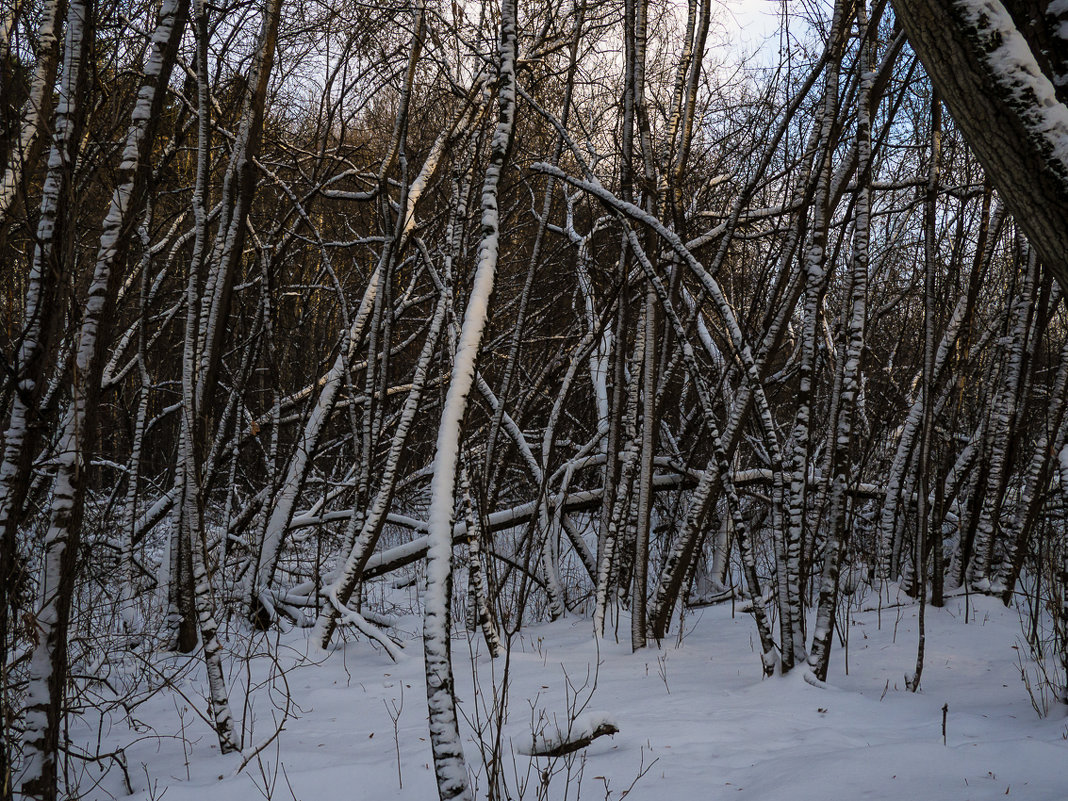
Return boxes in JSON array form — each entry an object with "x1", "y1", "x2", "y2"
[
  {"x1": 22, "y1": 0, "x2": 190, "y2": 792},
  {"x1": 789, "y1": 0, "x2": 847, "y2": 676},
  {"x1": 624, "y1": 228, "x2": 777, "y2": 669},
  {"x1": 891, "y1": 0, "x2": 1068, "y2": 281},
  {"x1": 968, "y1": 248, "x2": 1038, "y2": 589},
  {"x1": 459, "y1": 457, "x2": 503, "y2": 656},
  {"x1": 876, "y1": 293, "x2": 971, "y2": 579},
  {"x1": 423, "y1": 1, "x2": 516, "y2": 796},
  {"x1": 173, "y1": 0, "x2": 242, "y2": 752},
  {"x1": 994, "y1": 303, "x2": 1068, "y2": 597},
  {"x1": 118, "y1": 210, "x2": 157, "y2": 632},
  {"x1": 314, "y1": 292, "x2": 447, "y2": 648},
  {"x1": 194, "y1": 0, "x2": 283, "y2": 417},
  {"x1": 808, "y1": 2, "x2": 870, "y2": 681},
  {"x1": 0, "y1": 0, "x2": 82, "y2": 711},
  {"x1": 247, "y1": 266, "x2": 381, "y2": 619},
  {"x1": 0, "y1": 0, "x2": 66, "y2": 221},
  {"x1": 594, "y1": 312, "x2": 644, "y2": 637}
]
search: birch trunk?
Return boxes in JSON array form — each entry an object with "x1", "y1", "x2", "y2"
[
  {"x1": 424, "y1": 1, "x2": 516, "y2": 796},
  {"x1": 315, "y1": 292, "x2": 447, "y2": 648},
  {"x1": 22, "y1": 0, "x2": 191, "y2": 792},
  {"x1": 0, "y1": 0, "x2": 66, "y2": 222},
  {"x1": 793, "y1": 0, "x2": 848, "y2": 675},
  {"x1": 995, "y1": 320, "x2": 1068, "y2": 600},
  {"x1": 0, "y1": 0, "x2": 83, "y2": 756},
  {"x1": 968, "y1": 247, "x2": 1038, "y2": 589},
  {"x1": 808, "y1": 1, "x2": 871, "y2": 682}
]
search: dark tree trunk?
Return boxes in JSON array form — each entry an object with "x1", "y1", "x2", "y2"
[{"x1": 891, "y1": 0, "x2": 1068, "y2": 283}]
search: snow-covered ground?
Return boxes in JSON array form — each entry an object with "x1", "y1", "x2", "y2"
[{"x1": 73, "y1": 589, "x2": 1067, "y2": 800}]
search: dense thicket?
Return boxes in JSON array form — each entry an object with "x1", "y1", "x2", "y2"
[{"x1": 2, "y1": 1, "x2": 1068, "y2": 799}]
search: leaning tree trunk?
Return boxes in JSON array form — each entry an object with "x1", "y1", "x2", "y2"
[
  {"x1": 423, "y1": 1, "x2": 517, "y2": 797},
  {"x1": 890, "y1": 0, "x2": 1068, "y2": 286},
  {"x1": 314, "y1": 291, "x2": 447, "y2": 649},
  {"x1": 21, "y1": 0, "x2": 190, "y2": 792}
]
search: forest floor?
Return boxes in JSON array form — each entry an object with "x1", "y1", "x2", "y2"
[{"x1": 73, "y1": 588, "x2": 1068, "y2": 800}]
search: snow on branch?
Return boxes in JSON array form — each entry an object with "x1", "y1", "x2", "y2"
[{"x1": 518, "y1": 713, "x2": 620, "y2": 758}]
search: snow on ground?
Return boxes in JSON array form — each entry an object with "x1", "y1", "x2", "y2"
[{"x1": 72, "y1": 589, "x2": 1067, "y2": 800}]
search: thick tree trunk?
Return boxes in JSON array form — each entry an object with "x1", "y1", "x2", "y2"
[{"x1": 891, "y1": 0, "x2": 1068, "y2": 284}]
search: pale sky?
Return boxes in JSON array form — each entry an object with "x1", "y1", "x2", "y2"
[{"x1": 722, "y1": 0, "x2": 782, "y2": 49}]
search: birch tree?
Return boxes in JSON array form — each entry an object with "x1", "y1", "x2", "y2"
[
  {"x1": 20, "y1": 0, "x2": 189, "y2": 792},
  {"x1": 424, "y1": 1, "x2": 517, "y2": 797}
]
